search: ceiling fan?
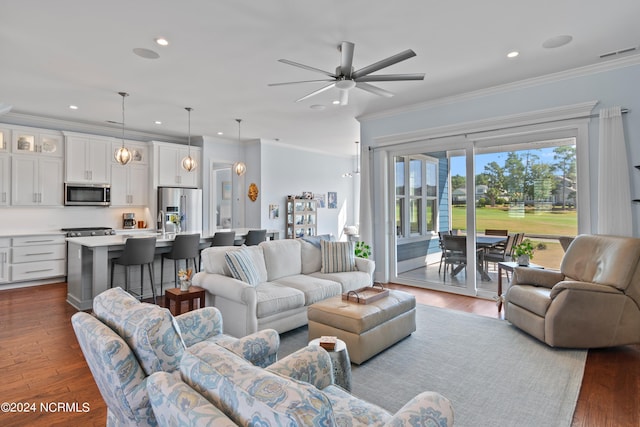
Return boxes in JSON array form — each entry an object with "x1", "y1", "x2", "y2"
[{"x1": 269, "y1": 41, "x2": 425, "y2": 106}]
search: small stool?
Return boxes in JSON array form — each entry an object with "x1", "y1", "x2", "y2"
[
  {"x1": 164, "y1": 286, "x2": 206, "y2": 316},
  {"x1": 309, "y1": 338, "x2": 352, "y2": 391}
]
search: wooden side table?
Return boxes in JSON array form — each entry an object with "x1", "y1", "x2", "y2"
[
  {"x1": 497, "y1": 262, "x2": 543, "y2": 312},
  {"x1": 164, "y1": 286, "x2": 206, "y2": 316}
]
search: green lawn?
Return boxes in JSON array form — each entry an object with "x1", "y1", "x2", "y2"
[{"x1": 451, "y1": 206, "x2": 577, "y2": 236}]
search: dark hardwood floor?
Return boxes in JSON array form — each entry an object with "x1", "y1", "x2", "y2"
[{"x1": 0, "y1": 282, "x2": 638, "y2": 426}]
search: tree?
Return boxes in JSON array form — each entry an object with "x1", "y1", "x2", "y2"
[
  {"x1": 483, "y1": 161, "x2": 505, "y2": 206},
  {"x1": 451, "y1": 174, "x2": 465, "y2": 191},
  {"x1": 552, "y1": 146, "x2": 577, "y2": 210},
  {"x1": 503, "y1": 152, "x2": 525, "y2": 202}
]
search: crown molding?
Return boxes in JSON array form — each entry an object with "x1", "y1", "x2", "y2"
[
  {"x1": 358, "y1": 54, "x2": 640, "y2": 123},
  {"x1": 1, "y1": 111, "x2": 188, "y2": 144},
  {"x1": 373, "y1": 101, "x2": 598, "y2": 146}
]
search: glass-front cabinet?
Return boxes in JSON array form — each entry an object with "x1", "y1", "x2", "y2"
[
  {"x1": 12, "y1": 129, "x2": 63, "y2": 156},
  {"x1": 0, "y1": 128, "x2": 9, "y2": 152}
]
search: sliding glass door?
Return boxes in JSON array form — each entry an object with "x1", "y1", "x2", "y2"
[{"x1": 391, "y1": 136, "x2": 578, "y2": 299}]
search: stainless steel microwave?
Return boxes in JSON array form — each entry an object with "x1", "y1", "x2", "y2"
[{"x1": 64, "y1": 183, "x2": 111, "y2": 206}]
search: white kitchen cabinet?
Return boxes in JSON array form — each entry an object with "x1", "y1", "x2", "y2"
[
  {"x1": 0, "y1": 127, "x2": 9, "y2": 152},
  {"x1": 11, "y1": 155, "x2": 63, "y2": 206},
  {"x1": 0, "y1": 154, "x2": 9, "y2": 206},
  {"x1": 157, "y1": 143, "x2": 201, "y2": 188},
  {"x1": 110, "y1": 163, "x2": 149, "y2": 206},
  {"x1": 12, "y1": 128, "x2": 63, "y2": 156},
  {"x1": 10, "y1": 235, "x2": 66, "y2": 282},
  {"x1": 0, "y1": 238, "x2": 9, "y2": 283},
  {"x1": 65, "y1": 135, "x2": 111, "y2": 183}
]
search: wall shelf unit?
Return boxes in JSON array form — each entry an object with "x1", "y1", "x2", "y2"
[{"x1": 286, "y1": 197, "x2": 317, "y2": 239}]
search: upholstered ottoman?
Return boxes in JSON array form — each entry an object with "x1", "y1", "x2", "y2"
[{"x1": 307, "y1": 289, "x2": 416, "y2": 364}]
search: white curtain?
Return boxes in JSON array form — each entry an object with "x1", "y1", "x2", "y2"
[
  {"x1": 359, "y1": 144, "x2": 373, "y2": 249},
  {"x1": 597, "y1": 107, "x2": 632, "y2": 235}
]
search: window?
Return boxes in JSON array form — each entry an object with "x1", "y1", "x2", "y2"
[{"x1": 395, "y1": 155, "x2": 438, "y2": 238}]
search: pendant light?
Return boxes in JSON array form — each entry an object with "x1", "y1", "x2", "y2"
[
  {"x1": 342, "y1": 141, "x2": 360, "y2": 177},
  {"x1": 114, "y1": 92, "x2": 132, "y2": 165},
  {"x1": 233, "y1": 118, "x2": 246, "y2": 176},
  {"x1": 181, "y1": 107, "x2": 197, "y2": 172}
]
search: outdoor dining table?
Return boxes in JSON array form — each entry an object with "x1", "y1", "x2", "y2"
[{"x1": 450, "y1": 235, "x2": 507, "y2": 281}]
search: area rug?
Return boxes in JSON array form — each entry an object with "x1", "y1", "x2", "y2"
[{"x1": 278, "y1": 304, "x2": 587, "y2": 427}]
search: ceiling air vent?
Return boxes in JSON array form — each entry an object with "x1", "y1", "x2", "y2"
[{"x1": 600, "y1": 46, "x2": 638, "y2": 59}]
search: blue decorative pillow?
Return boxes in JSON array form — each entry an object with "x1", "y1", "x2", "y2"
[
  {"x1": 320, "y1": 240, "x2": 356, "y2": 273},
  {"x1": 301, "y1": 234, "x2": 334, "y2": 249},
  {"x1": 225, "y1": 246, "x2": 262, "y2": 285}
]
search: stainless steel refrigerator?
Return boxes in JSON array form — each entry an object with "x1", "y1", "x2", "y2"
[{"x1": 158, "y1": 187, "x2": 203, "y2": 233}]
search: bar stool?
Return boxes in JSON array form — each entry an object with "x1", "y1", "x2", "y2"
[
  {"x1": 161, "y1": 233, "x2": 201, "y2": 292},
  {"x1": 110, "y1": 236, "x2": 157, "y2": 304},
  {"x1": 210, "y1": 231, "x2": 236, "y2": 246},
  {"x1": 244, "y1": 229, "x2": 267, "y2": 246}
]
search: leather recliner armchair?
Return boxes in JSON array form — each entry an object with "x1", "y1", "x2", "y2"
[{"x1": 505, "y1": 234, "x2": 640, "y2": 348}]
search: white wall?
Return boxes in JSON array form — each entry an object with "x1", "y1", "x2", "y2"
[{"x1": 259, "y1": 140, "x2": 355, "y2": 240}]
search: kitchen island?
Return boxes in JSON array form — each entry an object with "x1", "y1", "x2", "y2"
[{"x1": 66, "y1": 229, "x2": 280, "y2": 310}]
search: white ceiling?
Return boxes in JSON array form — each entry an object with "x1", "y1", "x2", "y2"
[{"x1": 2, "y1": 0, "x2": 640, "y2": 156}]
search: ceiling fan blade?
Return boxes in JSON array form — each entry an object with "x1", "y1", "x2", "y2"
[
  {"x1": 339, "y1": 89, "x2": 349, "y2": 106},
  {"x1": 340, "y1": 41, "x2": 355, "y2": 77},
  {"x1": 295, "y1": 82, "x2": 336, "y2": 103},
  {"x1": 278, "y1": 59, "x2": 336, "y2": 78},
  {"x1": 268, "y1": 79, "x2": 334, "y2": 87},
  {"x1": 355, "y1": 73, "x2": 425, "y2": 82},
  {"x1": 355, "y1": 82, "x2": 394, "y2": 98},
  {"x1": 352, "y1": 49, "x2": 417, "y2": 79}
]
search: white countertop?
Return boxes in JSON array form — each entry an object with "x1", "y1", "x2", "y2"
[
  {"x1": 66, "y1": 232, "x2": 182, "y2": 248},
  {"x1": 0, "y1": 230, "x2": 67, "y2": 238}
]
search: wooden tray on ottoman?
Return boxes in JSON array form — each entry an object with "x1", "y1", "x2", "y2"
[{"x1": 341, "y1": 284, "x2": 389, "y2": 304}]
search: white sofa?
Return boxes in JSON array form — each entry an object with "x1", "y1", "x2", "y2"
[{"x1": 193, "y1": 238, "x2": 375, "y2": 337}]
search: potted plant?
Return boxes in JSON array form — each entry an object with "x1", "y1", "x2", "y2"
[
  {"x1": 513, "y1": 239, "x2": 534, "y2": 266},
  {"x1": 354, "y1": 241, "x2": 371, "y2": 259}
]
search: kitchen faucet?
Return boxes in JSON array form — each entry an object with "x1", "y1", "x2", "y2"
[{"x1": 158, "y1": 210, "x2": 165, "y2": 235}]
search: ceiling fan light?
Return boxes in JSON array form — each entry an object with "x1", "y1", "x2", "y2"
[
  {"x1": 182, "y1": 155, "x2": 197, "y2": 171},
  {"x1": 234, "y1": 161, "x2": 246, "y2": 176},
  {"x1": 335, "y1": 80, "x2": 356, "y2": 90}
]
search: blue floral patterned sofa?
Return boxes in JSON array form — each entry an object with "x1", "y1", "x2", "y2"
[
  {"x1": 71, "y1": 287, "x2": 280, "y2": 427},
  {"x1": 147, "y1": 343, "x2": 454, "y2": 427}
]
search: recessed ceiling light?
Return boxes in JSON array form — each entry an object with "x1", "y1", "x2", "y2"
[
  {"x1": 310, "y1": 104, "x2": 326, "y2": 110},
  {"x1": 507, "y1": 51, "x2": 519, "y2": 58},
  {"x1": 133, "y1": 48, "x2": 160, "y2": 59},
  {"x1": 217, "y1": 131, "x2": 224, "y2": 135},
  {"x1": 542, "y1": 35, "x2": 573, "y2": 49},
  {"x1": 154, "y1": 120, "x2": 162, "y2": 125},
  {"x1": 154, "y1": 37, "x2": 169, "y2": 46},
  {"x1": 332, "y1": 100, "x2": 340, "y2": 105},
  {"x1": 69, "y1": 105, "x2": 78, "y2": 110}
]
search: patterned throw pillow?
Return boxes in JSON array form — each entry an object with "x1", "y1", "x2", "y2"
[
  {"x1": 320, "y1": 240, "x2": 356, "y2": 273},
  {"x1": 225, "y1": 246, "x2": 262, "y2": 285}
]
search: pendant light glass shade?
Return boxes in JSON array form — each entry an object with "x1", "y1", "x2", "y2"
[
  {"x1": 181, "y1": 107, "x2": 197, "y2": 172},
  {"x1": 234, "y1": 118, "x2": 246, "y2": 176},
  {"x1": 114, "y1": 92, "x2": 132, "y2": 165},
  {"x1": 234, "y1": 161, "x2": 246, "y2": 176}
]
